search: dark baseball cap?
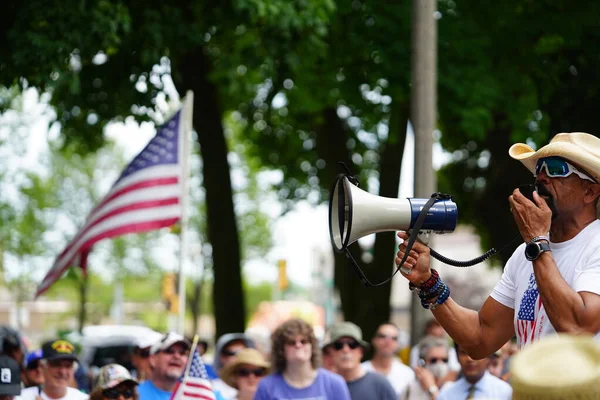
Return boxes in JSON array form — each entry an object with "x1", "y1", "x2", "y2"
[
  {"x1": 0, "y1": 355, "x2": 21, "y2": 396},
  {"x1": 41, "y1": 339, "x2": 78, "y2": 362}
]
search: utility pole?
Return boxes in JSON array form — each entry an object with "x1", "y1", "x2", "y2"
[{"x1": 410, "y1": 0, "x2": 437, "y2": 347}]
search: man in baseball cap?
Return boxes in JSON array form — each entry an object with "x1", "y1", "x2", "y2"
[
  {"x1": 137, "y1": 333, "x2": 190, "y2": 400},
  {"x1": 19, "y1": 339, "x2": 88, "y2": 400},
  {"x1": 22, "y1": 349, "x2": 44, "y2": 388},
  {"x1": 0, "y1": 355, "x2": 21, "y2": 399}
]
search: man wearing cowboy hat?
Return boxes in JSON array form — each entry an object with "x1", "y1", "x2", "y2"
[
  {"x1": 329, "y1": 322, "x2": 396, "y2": 400},
  {"x1": 395, "y1": 132, "x2": 600, "y2": 359}
]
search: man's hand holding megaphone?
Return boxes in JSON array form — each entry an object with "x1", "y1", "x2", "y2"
[{"x1": 395, "y1": 231, "x2": 433, "y2": 286}]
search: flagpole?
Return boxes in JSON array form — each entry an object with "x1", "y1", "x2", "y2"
[{"x1": 178, "y1": 91, "x2": 194, "y2": 335}]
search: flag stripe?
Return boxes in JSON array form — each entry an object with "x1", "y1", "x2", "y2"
[
  {"x1": 36, "y1": 108, "x2": 186, "y2": 298},
  {"x1": 36, "y1": 216, "x2": 180, "y2": 296}
]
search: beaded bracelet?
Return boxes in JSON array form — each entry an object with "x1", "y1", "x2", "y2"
[
  {"x1": 422, "y1": 283, "x2": 451, "y2": 310},
  {"x1": 409, "y1": 269, "x2": 440, "y2": 294},
  {"x1": 421, "y1": 280, "x2": 445, "y2": 301}
]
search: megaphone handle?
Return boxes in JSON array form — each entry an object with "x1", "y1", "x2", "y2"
[{"x1": 400, "y1": 230, "x2": 432, "y2": 275}]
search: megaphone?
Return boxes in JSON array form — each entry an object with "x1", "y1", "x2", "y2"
[{"x1": 329, "y1": 174, "x2": 458, "y2": 253}]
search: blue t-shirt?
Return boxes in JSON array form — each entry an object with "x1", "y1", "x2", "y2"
[
  {"x1": 137, "y1": 380, "x2": 226, "y2": 400},
  {"x1": 254, "y1": 368, "x2": 351, "y2": 400},
  {"x1": 137, "y1": 381, "x2": 172, "y2": 400}
]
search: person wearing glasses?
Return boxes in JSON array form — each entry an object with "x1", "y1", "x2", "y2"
[
  {"x1": 19, "y1": 339, "x2": 88, "y2": 400},
  {"x1": 218, "y1": 348, "x2": 269, "y2": 400},
  {"x1": 90, "y1": 364, "x2": 138, "y2": 400},
  {"x1": 328, "y1": 322, "x2": 396, "y2": 400},
  {"x1": 211, "y1": 333, "x2": 256, "y2": 399},
  {"x1": 131, "y1": 331, "x2": 162, "y2": 382},
  {"x1": 395, "y1": 132, "x2": 600, "y2": 359},
  {"x1": 362, "y1": 323, "x2": 415, "y2": 398},
  {"x1": 404, "y1": 337, "x2": 452, "y2": 400},
  {"x1": 254, "y1": 318, "x2": 351, "y2": 400},
  {"x1": 137, "y1": 332, "x2": 190, "y2": 400}
]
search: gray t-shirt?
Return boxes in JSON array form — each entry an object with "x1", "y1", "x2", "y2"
[{"x1": 347, "y1": 372, "x2": 396, "y2": 400}]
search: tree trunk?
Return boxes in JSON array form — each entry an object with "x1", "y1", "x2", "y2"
[{"x1": 176, "y1": 48, "x2": 246, "y2": 339}]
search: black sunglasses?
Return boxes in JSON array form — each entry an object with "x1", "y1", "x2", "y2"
[
  {"x1": 221, "y1": 348, "x2": 241, "y2": 357},
  {"x1": 427, "y1": 357, "x2": 448, "y2": 364},
  {"x1": 236, "y1": 368, "x2": 267, "y2": 378},
  {"x1": 136, "y1": 349, "x2": 150, "y2": 358},
  {"x1": 102, "y1": 388, "x2": 134, "y2": 399},
  {"x1": 333, "y1": 339, "x2": 360, "y2": 351}
]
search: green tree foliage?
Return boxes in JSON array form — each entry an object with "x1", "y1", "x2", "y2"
[{"x1": 1, "y1": 0, "x2": 334, "y2": 338}]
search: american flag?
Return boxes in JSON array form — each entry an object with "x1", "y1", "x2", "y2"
[
  {"x1": 171, "y1": 348, "x2": 216, "y2": 400},
  {"x1": 35, "y1": 108, "x2": 188, "y2": 298},
  {"x1": 516, "y1": 272, "x2": 543, "y2": 348}
]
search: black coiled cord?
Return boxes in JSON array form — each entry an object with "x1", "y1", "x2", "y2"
[{"x1": 429, "y1": 234, "x2": 521, "y2": 267}]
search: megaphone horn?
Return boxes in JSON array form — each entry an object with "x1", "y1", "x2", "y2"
[{"x1": 328, "y1": 174, "x2": 458, "y2": 253}]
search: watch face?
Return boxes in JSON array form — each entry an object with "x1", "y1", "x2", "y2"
[{"x1": 525, "y1": 242, "x2": 540, "y2": 260}]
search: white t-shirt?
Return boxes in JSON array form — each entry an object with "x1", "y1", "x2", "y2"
[
  {"x1": 19, "y1": 387, "x2": 89, "y2": 400},
  {"x1": 362, "y1": 359, "x2": 415, "y2": 398},
  {"x1": 491, "y1": 220, "x2": 600, "y2": 348}
]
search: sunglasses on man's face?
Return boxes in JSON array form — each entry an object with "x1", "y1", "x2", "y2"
[
  {"x1": 26, "y1": 362, "x2": 41, "y2": 370},
  {"x1": 102, "y1": 388, "x2": 134, "y2": 400},
  {"x1": 535, "y1": 157, "x2": 596, "y2": 182},
  {"x1": 426, "y1": 357, "x2": 448, "y2": 364},
  {"x1": 162, "y1": 347, "x2": 189, "y2": 357},
  {"x1": 332, "y1": 339, "x2": 360, "y2": 351},
  {"x1": 236, "y1": 368, "x2": 267, "y2": 378},
  {"x1": 221, "y1": 348, "x2": 241, "y2": 357},
  {"x1": 136, "y1": 349, "x2": 150, "y2": 358}
]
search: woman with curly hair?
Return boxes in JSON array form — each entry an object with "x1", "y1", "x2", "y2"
[{"x1": 254, "y1": 318, "x2": 351, "y2": 400}]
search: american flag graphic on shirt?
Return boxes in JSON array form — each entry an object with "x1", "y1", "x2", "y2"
[{"x1": 516, "y1": 272, "x2": 543, "y2": 347}]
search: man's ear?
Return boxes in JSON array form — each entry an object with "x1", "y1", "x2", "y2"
[
  {"x1": 148, "y1": 354, "x2": 157, "y2": 369},
  {"x1": 584, "y1": 182, "x2": 600, "y2": 205}
]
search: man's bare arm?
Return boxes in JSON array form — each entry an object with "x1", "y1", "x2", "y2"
[
  {"x1": 432, "y1": 296, "x2": 515, "y2": 360},
  {"x1": 533, "y1": 252, "x2": 600, "y2": 334}
]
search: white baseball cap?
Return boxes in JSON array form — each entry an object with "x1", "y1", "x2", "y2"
[{"x1": 150, "y1": 332, "x2": 191, "y2": 355}]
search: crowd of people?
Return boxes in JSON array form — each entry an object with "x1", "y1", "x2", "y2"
[{"x1": 0, "y1": 316, "x2": 597, "y2": 400}]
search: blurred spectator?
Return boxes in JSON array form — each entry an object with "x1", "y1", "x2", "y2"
[
  {"x1": 219, "y1": 348, "x2": 270, "y2": 400},
  {"x1": 212, "y1": 333, "x2": 256, "y2": 400},
  {"x1": 20, "y1": 339, "x2": 88, "y2": 400},
  {"x1": 404, "y1": 336, "x2": 452, "y2": 400},
  {"x1": 436, "y1": 343, "x2": 511, "y2": 400},
  {"x1": 137, "y1": 332, "x2": 190, "y2": 400},
  {"x1": 90, "y1": 364, "x2": 138, "y2": 400},
  {"x1": 0, "y1": 327, "x2": 27, "y2": 368},
  {"x1": 499, "y1": 338, "x2": 518, "y2": 381},
  {"x1": 329, "y1": 322, "x2": 396, "y2": 400},
  {"x1": 510, "y1": 334, "x2": 600, "y2": 399},
  {"x1": 22, "y1": 349, "x2": 44, "y2": 388},
  {"x1": 0, "y1": 355, "x2": 21, "y2": 399},
  {"x1": 254, "y1": 318, "x2": 351, "y2": 400},
  {"x1": 320, "y1": 343, "x2": 337, "y2": 373},
  {"x1": 131, "y1": 331, "x2": 162, "y2": 382},
  {"x1": 409, "y1": 320, "x2": 460, "y2": 373},
  {"x1": 362, "y1": 322, "x2": 414, "y2": 398},
  {"x1": 487, "y1": 350, "x2": 503, "y2": 379},
  {"x1": 197, "y1": 340, "x2": 209, "y2": 356}
]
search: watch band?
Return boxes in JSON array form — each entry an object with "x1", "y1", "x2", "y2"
[{"x1": 529, "y1": 235, "x2": 550, "y2": 244}]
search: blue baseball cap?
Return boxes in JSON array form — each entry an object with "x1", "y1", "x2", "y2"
[{"x1": 25, "y1": 349, "x2": 42, "y2": 369}]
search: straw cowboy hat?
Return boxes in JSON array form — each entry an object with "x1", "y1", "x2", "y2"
[
  {"x1": 510, "y1": 334, "x2": 600, "y2": 399},
  {"x1": 509, "y1": 132, "x2": 600, "y2": 182},
  {"x1": 219, "y1": 348, "x2": 270, "y2": 389}
]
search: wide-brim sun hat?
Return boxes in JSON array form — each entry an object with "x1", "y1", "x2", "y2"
[
  {"x1": 325, "y1": 322, "x2": 370, "y2": 349},
  {"x1": 510, "y1": 334, "x2": 600, "y2": 399},
  {"x1": 219, "y1": 348, "x2": 270, "y2": 389}
]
